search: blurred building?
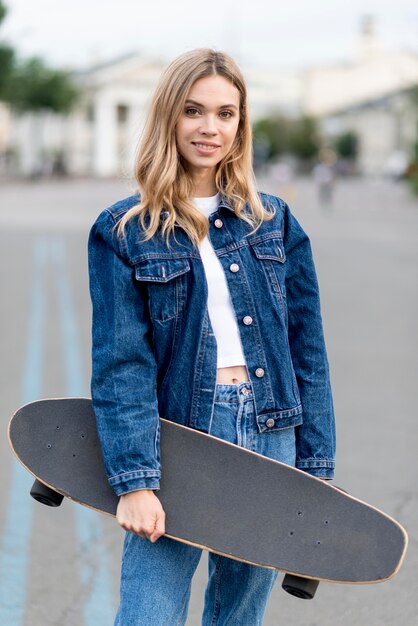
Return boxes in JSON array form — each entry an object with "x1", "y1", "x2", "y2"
[
  {"x1": 1, "y1": 17, "x2": 417, "y2": 177},
  {"x1": 303, "y1": 16, "x2": 418, "y2": 175},
  {"x1": 0, "y1": 53, "x2": 301, "y2": 178},
  {"x1": 71, "y1": 54, "x2": 166, "y2": 178},
  {"x1": 1, "y1": 54, "x2": 168, "y2": 178}
]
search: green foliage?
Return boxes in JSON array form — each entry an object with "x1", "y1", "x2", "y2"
[
  {"x1": 253, "y1": 114, "x2": 319, "y2": 162},
  {"x1": 0, "y1": 1, "x2": 15, "y2": 98},
  {"x1": 6, "y1": 57, "x2": 80, "y2": 113},
  {"x1": 335, "y1": 131, "x2": 358, "y2": 159},
  {"x1": 253, "y1": 116, "x2": 290, "y2": 159},
  {"x1": 287, "y1": 116, "x2": 319, "y2": 160},
  {"x1": 0, "y1": 2, "x2": 79, "y2": 113},
  {"x1": 0, "y1": 1, "x2": 7, "y2": 25},
  {"x1": 0, "y1": 43, "x2": 15, "y2": 96}
]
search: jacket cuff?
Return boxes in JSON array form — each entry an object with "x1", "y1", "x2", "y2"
[
  {"x1": 296, "y1": 459, "x2": 335, "y2": 480},
  {"x1": 109, "y1": 470, "x2": 161, "y2": 496}
]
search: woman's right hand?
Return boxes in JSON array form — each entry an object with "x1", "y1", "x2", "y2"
[{"x1": 116, "y1": 489, "x2": 166, "y2": 543}]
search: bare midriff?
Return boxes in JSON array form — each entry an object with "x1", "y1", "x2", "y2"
[{"x1": 216, "y1": 365, "x2": 250, "y2": 384}]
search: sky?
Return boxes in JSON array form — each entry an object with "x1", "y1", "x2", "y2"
[{"x1": 1, "y1": 0, "x2": 418, "y2": 71}]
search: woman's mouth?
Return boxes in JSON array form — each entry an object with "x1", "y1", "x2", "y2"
[{"x1": 192, "y1": 142, "x2": 220, "y2": 154}]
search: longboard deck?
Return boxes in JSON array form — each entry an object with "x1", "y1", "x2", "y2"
[{"x1": 8, "y1": 398, "x2": 408, "y2": 584}]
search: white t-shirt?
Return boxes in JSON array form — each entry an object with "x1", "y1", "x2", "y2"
[{"x1": 192, "y1": 194, "x2": 247, "y2": 369}]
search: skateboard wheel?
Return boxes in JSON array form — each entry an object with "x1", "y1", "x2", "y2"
[
  {"x1": 282, "y1": 574, "x2": 319, "y2": 600},
  {"x1": 30, "y1": 479, "x2": 64, "y2": 507}
]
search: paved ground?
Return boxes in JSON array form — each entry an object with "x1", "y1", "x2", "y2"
[{"x1": 0, "y1": 175, "x2": 417, "y2": 625}]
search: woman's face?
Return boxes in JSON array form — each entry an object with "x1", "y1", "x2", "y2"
[{"x1": 175, "y1": 74, "x2": 241, "y2": 181}]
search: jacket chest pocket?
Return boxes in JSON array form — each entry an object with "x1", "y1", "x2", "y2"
[
  {"x1": 134, "y1": 257, "x2": 190, "y2": 322},
  {"x1": 250, "y1": 236, "x2": 287, "y2": 306}
]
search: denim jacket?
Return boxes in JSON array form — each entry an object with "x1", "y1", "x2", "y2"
[{"x1": 88, "y1": 192, "x2": 336, "y2": 495}]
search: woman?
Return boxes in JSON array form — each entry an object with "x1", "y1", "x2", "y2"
[{"x1": 88, "y1": 48, "x2": 336, "y2": 626}]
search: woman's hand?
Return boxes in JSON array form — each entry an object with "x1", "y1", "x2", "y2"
[{"x1": 116, "y1": 489, "x2": 166, "y2": 543}]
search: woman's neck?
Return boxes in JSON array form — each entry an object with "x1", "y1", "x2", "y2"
[{"x1": 189, "y1": 167, "x2": 217, "y2": 198}]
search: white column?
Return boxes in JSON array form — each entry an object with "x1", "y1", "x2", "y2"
[
  {"x1": 120, "y1": 104, "x2": 142, "y2": 177},
  {"x1": 92, "y1": 97, "x2": 118, "y2": 177}
]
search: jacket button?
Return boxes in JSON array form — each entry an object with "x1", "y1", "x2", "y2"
[
  {"x1": 266, "y1": 418, "x2": 275, "y2": 428},
  {"x1": 255, "y1": 368, "x2": 265, "y2": 377},
  {"x1": 230, "y1": 263, "x2": 240, "y2": 272},
  {"x1": 243, "y1": 316, "x2": 253, "y2": 325},
  {"x1": 214, "y1": 219, "x2": 223, "y2": 228}
]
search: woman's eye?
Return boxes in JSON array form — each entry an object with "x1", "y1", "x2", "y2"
[
  {"x1": 219, "y1": 110, "x2": 233, "y2": 119},
  {"x1": 185, "y1": 108, "x2": 199, "y2": 116}
]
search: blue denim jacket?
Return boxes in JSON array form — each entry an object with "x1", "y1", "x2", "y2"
[{"x1": 88, "y1": 192, "x2": 336, "y2": 495}]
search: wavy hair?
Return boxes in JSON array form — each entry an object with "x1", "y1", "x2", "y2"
[{"x1": 118, "y1": 48, "x2": 275, "y2": 247}]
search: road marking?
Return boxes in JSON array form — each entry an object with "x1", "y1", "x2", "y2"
[
  {"x1": 52, "y1": 238, "x2": 115, "y2": 625},
  {"x1": 0, "y1": 238, "x2": 48, "y2": 625}
]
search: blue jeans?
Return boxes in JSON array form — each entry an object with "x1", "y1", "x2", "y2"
[{"x1": 114, "y1": 382, "x2": 296, "y2": 626}]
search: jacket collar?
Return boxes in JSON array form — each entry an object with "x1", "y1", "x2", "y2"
[
  {"x1": 159, "y1": 194, "x2": 236, "y2": 219},
  {"x1": 218, "y1": 195, "x2": 252, "y2": 217},
  {"x1": 218, "y1": 195, "x2": 235, "y2": 213}
]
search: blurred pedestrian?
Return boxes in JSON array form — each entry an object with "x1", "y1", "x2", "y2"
[
  {"x1": 271, "y1": 159, "x2": 296, "y2": 204},
  {"x1": 88, "y1": 48, "x2": 336, "y2": 625},
  {"x1": 313, "y1": 148, "x2": 337, "y2": 207}
]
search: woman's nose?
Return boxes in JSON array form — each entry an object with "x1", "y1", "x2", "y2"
[{"x1": 199, "y1": 115, "x2": 217, "y2": 135}]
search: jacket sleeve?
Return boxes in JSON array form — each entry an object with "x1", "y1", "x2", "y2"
[
  {"x1": 88, "y1": 209, "x2": 161, "y2": 495},
  {"x1": 281, "y1": 199, "x2": 336, "y2": 479}
]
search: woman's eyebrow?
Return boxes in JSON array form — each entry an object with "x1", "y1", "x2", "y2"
[{"x1": 185, "y1": 99, "x2": 238, "y2": 110}]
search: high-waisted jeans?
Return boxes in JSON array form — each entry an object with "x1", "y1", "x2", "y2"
[{"x1": 114, "y1": 382, "x2": 296, "y2": 626}]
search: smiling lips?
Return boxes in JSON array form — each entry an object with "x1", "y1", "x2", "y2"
[{"x1": 192, "y1": 142, "x2": 221, "y2": 153}]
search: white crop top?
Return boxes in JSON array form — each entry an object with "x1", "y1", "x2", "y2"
[{"x1": 192, "y1": 194, "x2": 247, "y2": 369}]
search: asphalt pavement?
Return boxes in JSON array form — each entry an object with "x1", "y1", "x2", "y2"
[{"x1": 0, "y1": 174, "x2": 417, "y2": 626}]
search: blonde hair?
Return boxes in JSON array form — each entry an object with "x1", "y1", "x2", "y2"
[{"x1": 118, "y1": 48, "x2": 275, "y2": 247}]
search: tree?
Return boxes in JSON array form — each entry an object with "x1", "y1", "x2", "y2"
[
  {"x1": 0, "y1": 1, "x2": 16, "y2": 99},
  {"x1": 0, "y1": 1, "x2": 80, "y2": 176},
  {"x1": 253, "y1": 116, "x2": 290, "y2": 160},
  {"x1": 253, "y1": 114, "x2": 320, "y2": 167},
  {"x1": 6, "y1": 56, "x2": 79, "y2": 113},
  {"x1": 1, "y1": 0, "x2": 79, "y2": 113},
  {"x1": 334, "y1": 131, "x2": 359, "y2": 160},
  {"x1": 287, "y1": 116, "x2": 319, "y2": 162},
  {"x1": 7, "y1": 57, "x2": 80, "y2": 176}
]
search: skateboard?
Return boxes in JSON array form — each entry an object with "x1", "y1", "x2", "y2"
[{"x1": 8, "y1": 398, "x2": 408, "y2": 600}]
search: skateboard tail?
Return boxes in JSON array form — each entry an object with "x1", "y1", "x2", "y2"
[
  {"x1": 8, "y1": 398, "x2": 119, "y2": 515},
  {"x1": 159, "y1": 419, "x2": 409, "y2": 585},
  {"x1": 163, "y1": 527, "x2": 408, "y2": 585}
]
